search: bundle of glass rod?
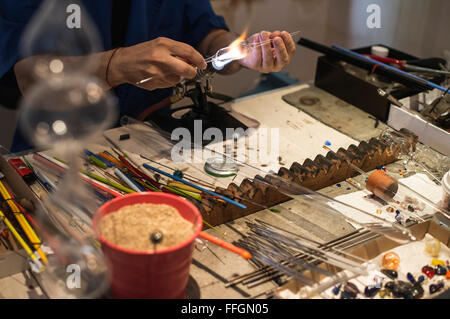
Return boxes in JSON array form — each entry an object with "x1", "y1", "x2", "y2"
[
  {"x1": 227, "y1": 223, "x2": 384, "y2": 291},
  {"x1": 3, "y1": 155, "x2": 109, "y2": 298},
  {"x1": 235, "y1": 219, "x2": 371, "y2": 298},
  {"x1": 119, "y1": 116, "x2": 415, "y2": 243},
  {"x1": 26, "y1": 153, "x2": 116, "y2": 239}
]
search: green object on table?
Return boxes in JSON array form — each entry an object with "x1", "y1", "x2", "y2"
[
  {"x1": 53, "y1": 157, "x2": 68, "y2": 165},
  {"x1": 88, "y1": 155, "x2": 108, "y2": 169},
  {"x1": 133, "y1": 177, "x2": 162, "y2": 192},
  {"x1": 269, "y1": 207, "x2": 281, "y2": 213},
  {"x1": 164, "y1": 185, "x2": 202, "y2": 202}
]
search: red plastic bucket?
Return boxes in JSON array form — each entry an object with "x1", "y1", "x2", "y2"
[{"x1": 93, "y1": 192, "x2": 203, "y2": 299}]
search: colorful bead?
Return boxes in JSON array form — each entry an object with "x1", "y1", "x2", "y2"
[
  {"x1": 406, "y1": 272, "x2": 415, "y2": 284},
  {"x1": 376, "y1": 209, "x2": 382, "y2": 214},
  {"x1": 429, "y1": 282, "x2": 444, "y2": 294},
  {"x1": 341, "y1": 282, "x2": 359, "y2": 299},
  {"x1": 422, "y1": 265, "x2": 435, "y2": 279},
  {"x1": 364, "y1": 286, "x2": 380, "y2": 298},
  {"x1": 446, "y1": 271, "x2": 450, "y2": 280},
  {"x1": 341, "y1": 290, "x2": 356, "y2": 299},
  {"x1": 391, "y1": 281, "x2": 413, "y2": 298},
  {"x1": 431, "y1": 259, "x2": 444, "y2": 267},
  {"x1": 173, "y1": 170, "x2": 184, "y2": 178},
  {"x1": 344, "y1": 282, "x2": 360, "y2": 295},
  {"x1": 382, "y1": 252, "x2": 400, "y2": 270},
  {"x1": 332, "y1": 284, "x2": 341, "y2": 296},
  {"x1": 381, "y1": 251, "x2": 400, "y2": 270},
  {"x1": 379, "y1": 288, "x2": 391, "y2": 298},
  {"x1": 435, "y1": 265, "x2": 447, "y2": 276},
  {"x1": 405, "y1": 283, "x2": 424, "y2": 299},
  {"x1": 381, "y1": 269, "x2": 398, "y2": 280}
]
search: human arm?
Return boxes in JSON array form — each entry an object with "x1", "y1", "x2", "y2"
[{"x1": 14, "y1": 37, "x2": 207, "y2": 93}]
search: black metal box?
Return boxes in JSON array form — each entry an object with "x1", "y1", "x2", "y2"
[{"x1": 314, "y1": 45, "x2": 443, "y2": 122}]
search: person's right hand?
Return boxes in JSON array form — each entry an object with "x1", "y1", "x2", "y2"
[{"x1": 107, "y1": 37, "x2": 207, "y2": 90}]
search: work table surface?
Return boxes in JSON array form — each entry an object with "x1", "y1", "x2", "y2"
[{"x1": 1, "y1": 84, "x2": 446, "y2": 299}]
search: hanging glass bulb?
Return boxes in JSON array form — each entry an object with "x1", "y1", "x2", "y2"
[
  {"x1": 19, "y1": 0, "x2": 101, "y2": 79},
  {"x1": 33, "y1": 202, "x2": 111, "y2": 298},
  {"x1": 20, "y1": 76, "x2": 116, "y2": 148},
  {"x1": 19, "y1": 75, "x2": 117, "y2": 298}
]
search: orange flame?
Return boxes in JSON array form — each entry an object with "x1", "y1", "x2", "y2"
[
  {"x1": 213, "y1": 28, "x2": 249, "y2": 69},
  {"x1": 229, "y1": 27, "x2": 248, "y2": 48}
]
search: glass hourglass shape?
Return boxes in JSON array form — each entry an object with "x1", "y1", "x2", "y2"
[
  {"x1": 19, "y1": 76, "x2": 117, "y2": 298},
  {"x1": 19, "y1": 0, "x2": 102, "y2": 80}
]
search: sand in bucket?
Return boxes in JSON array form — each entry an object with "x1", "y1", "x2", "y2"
[{"x1": 93, "y1": 193, "x2": 202, "y2": 299}]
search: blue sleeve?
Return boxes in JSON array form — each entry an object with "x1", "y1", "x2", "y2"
[
  {"x1": 0, "y1": 0, "x2": 42, "y2": 78},
  {"x1": 183, "y1": 0, "x2": 229, "y2": 48}
]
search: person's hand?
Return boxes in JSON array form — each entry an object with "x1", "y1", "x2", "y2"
[
  {"x1": 108, "y1": 37, "x2": 207, "y2": 90},
  {"x1": 239, "y1": 31, "x2": 296, "y2": 73}
]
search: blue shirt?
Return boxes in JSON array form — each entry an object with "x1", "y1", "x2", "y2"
[{"x1": 0, "y1": 0, "x2": 228, "y2": 152}]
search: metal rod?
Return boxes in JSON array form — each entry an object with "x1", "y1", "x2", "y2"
[{"x1": 225, "y1": 228, "x2": 374, "y2": 287}]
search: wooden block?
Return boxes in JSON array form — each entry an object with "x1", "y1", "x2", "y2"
[
  {"x1": 300, "y1": 158, "x2": 320, "y2": 189},
  {"x1": 288, "y1": 162, "x2": 305, "y2": 184},
  {"x1": 200, "y1": 132, "x2": 417, "y2": 226},
  {"x1": 278, "y1": 167, "x2": 297, "y2": 182},
  {"x1": 337, "y1": 147, "x2": 359, "y2": 178},
  {"x1": 358, "y1": 141, "x2": 378, "y2": 171},
  {"x1": 314, "y1": 154, "x2": 340, "y2": 188}
]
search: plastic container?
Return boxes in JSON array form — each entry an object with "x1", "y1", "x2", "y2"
[
  {"x1": 442, "y1": 171, "x2": 450, "y2": 211},
  {"x1": 93, "y1": 192, "x2": 203, "y2": 299}
]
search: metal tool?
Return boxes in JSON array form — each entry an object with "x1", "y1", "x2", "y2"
[
  {"x1": 367, "y1": 55, "x2": 450, "y2": 76},
  {"x1": 150, "y1": 230, "x2": 163, "y2": 252}
]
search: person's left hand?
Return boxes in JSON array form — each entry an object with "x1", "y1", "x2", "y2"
[{"x1": 239, "y1": 31, "x2": 296, "y2": 73}]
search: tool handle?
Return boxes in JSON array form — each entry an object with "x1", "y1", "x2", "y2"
[
  {"x1": 199, "y1": 231, "x2": 251, "y2": 259},
  {"x1": 366, "y1": 55, "x2": 405, "y2": 68},
  {"x1": 332, "y1": 45, "x2": 448, "y2": 93}
]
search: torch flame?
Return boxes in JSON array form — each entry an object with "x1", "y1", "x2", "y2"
[
  {"x1": 229, "y1": 28, "x2": 248, "y2": 48},
  {"x1": 212, "y1": 28, "x2": 249, "y2": 70}
]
